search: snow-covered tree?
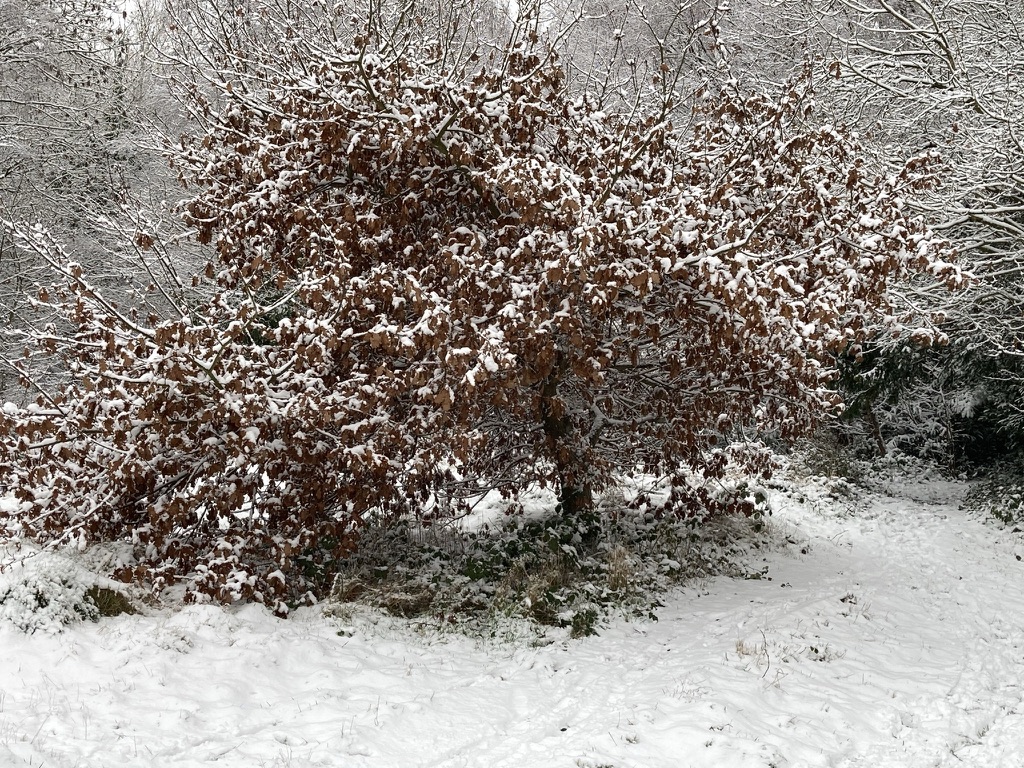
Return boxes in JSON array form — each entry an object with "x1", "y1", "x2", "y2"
[
  {"x1": 0, "y1": 0, "x2": 959, "y2": 611},
  {"x1": 801, "y1": 0, "x2": 1024, "y2": 458},
  {"x1": 0, "y1": 0, "x2": 172, "y2": 397}
]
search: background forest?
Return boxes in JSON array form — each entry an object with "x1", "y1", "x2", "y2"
[{"x1": 1, "y1": 0, "x2": 1021, "y2": 618}]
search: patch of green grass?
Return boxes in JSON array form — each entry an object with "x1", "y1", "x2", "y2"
[{"x1": 85, "y1": 585, "x2": 137, "y2": 617}]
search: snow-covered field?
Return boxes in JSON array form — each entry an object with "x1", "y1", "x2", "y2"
[{"x1": 3, "y1": 472, "x2": 1024, "y2": 768}]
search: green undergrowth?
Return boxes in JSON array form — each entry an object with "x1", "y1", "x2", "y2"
[
  {"x1": 325, "y1": 489, "x2": 777, "y2": 639},
  {"x1": 961, "y1": 458, "x2": 1024, "y2": 529}
]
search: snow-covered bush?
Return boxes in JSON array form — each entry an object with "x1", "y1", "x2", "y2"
[
  {"x1": 0, "y1": 552, "x2": 99, "y2": 634},
  {"x1": 0, "y1": 0, "x2": 959, "y2": 613},
  {"x1": 962, "y1": 458, "x2": 1024, "y2": 528},
  {"x1": 833, "y1": 335, "x2": 1022, "y2": 468}
]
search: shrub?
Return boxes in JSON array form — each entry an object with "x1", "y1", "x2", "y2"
[
  {"x1": 0, "y1": 553, "x2": 97, "y2": 633},
  {"x1": 961, "y1": 459, "x2": 1024, "y2": 527},
  {"x1": 0, "y1": 1, "x2": 958, "y2": 611}
]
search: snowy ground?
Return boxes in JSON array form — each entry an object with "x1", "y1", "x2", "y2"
[{"x1": 3, "y1": 472, "x2": 1024, "y2": 768}]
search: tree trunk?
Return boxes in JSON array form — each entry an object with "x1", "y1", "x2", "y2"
[
  {"x1": 862, "y1": 398, "x2": 887, "y2": 457},
  {"x1": 540, "y1": 367, "x2": 597, "y2": 546}
]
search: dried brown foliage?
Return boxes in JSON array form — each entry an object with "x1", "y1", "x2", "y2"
[{"x1": 0, "y1": 2, "x2": 959, "y2": 613}]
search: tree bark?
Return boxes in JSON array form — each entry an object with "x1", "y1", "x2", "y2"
[
  {"x1": 862, "y1": 398, "x2": 887, "y2": 457},
  {"x1": 540, "y1": 366, "x2": 596, "y2": 543}
]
